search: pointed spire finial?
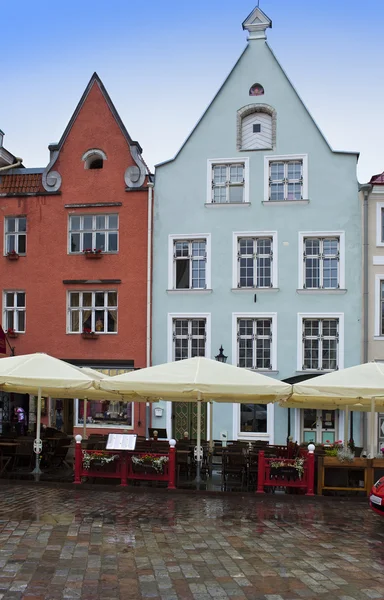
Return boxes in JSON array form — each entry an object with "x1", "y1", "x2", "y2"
[{"x1": 242, "y1": 5, "x2": 272, "y2": 41}]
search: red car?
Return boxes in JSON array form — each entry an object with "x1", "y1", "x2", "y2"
[{"x1": 370, "y1": 477, "x2": 384, "y2": 516}]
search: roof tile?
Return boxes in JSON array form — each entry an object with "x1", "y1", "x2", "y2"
[{"x1": 0, "y1": 173, "x2": 44, "y2": 194}]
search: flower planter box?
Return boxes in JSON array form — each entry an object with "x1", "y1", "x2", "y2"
[
  {"x1": 270, "y1": 466, "x2": 299, "y2": 480},
  {"x1": 132, "y1": 464, "x2": 160, "y2": 475},
  {"x1": 323, "y1": 457, "x2": 370, "y2": 467},
  {"x1": 7, "y1": 332, "x2": 18, "y2": 339},
  {"x1": 84, "y1": 253, "x2": 103, "y2": 259},
  {"x1": 6, "y1": 254, "x2": 19, "y2": 261},
  {"x1": 82, "y1": 333, "x2": 99, "y2": 340},
  {"x1": 372, "y1": 458, "x2": 384, "y2": 468}
]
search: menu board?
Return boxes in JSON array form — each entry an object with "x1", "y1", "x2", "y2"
[{"x1": 106, "y1": 434, "x2": 137, "y2": 450}]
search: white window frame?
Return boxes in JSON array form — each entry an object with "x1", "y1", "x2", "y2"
[
  {"x1": 297, "y1": 312, "x2": 344, "y2": 372},
  {"x1": 374, "y1": 274, "x2": 384, "y2": 338},
  {"x1": 232, "y1": 312, "x2": 278, "y2": 372},
  {"x1": 232, "y1": 231, "x2": 278, "y2": 289},
  {"x1": 2, "y1": 291, "x2": 26, "y2": 333},
  {"x1": 67, "y1": 290, "x2": 118, "y2": 334},
  {"x1": 264, "y1": 154, "x2": 308, "y2": 202},
  {"x1": 4, "y1": 216, "x2": 27, "y2": 256},
  {"x1": 298, "y1": 231, "x2": 345, "y2": 290},
  {"x1": 206, "y1": 158, "x2": 250, "y2": 205},
  {"x1": 68, "y1": 214, "x2": 119, "y2": 254},
  {"x1": 167, "y1": 313, "x2": 211, "y2": 363},
  {"x1": 168, "y1": 234, "x2": 211, "y2": 291},
  {"x1": 376, "y1": 202, "x2": 384, "y2": 247}
]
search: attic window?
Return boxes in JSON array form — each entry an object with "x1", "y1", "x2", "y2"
[
  {"x1": 88, "y1": 157, "x2": 103, "y2": 170},
  {"x1": 82, "y1": 149, "x2": 107, "y2": 170},
  {"x1": 249, "y1": 83, "x2": 264, "y2": 97},
  {"x1": 253, "y1": 124, "x2": 261, "y2": 133}
]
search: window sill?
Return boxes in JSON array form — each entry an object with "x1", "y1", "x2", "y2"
[
  {"x1": 295, "y1": 370, "x2": 336, "y2": 374},
  {"x1": 231, "y1": 287, "x2": 279, "y2": 293},
  {"x1": 262, "y1": 200, "x2": 310, "y2": 206},
  {"x1": 205, "y1": 203, "x2": 251, "y2": 208},
  {"x1": 75, "y1": 424, "x2": 134, "y2": 430},
  {"x1": 237, "y1": 433, "x2": 270, "y2": 439},
  {"x1": 166, "y1": 289, "x2": 213, "y2": 294},
  {"x1": 296, "y1": 289, "x2": 347, "y2": 295},
  {"x1": 373, "y1": 336, "x2": 384, "y2": 341}
]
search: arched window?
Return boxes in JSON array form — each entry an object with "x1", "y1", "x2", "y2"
[
  {"x1": 249, "y1": 83, "x2": 264, "y2": 97},
  {"x1": 82, "y1": 149, "x2": 107, "y2": 170},
  {"x1": 237, "y1": 104, "x2": 276, "y2": 151}
]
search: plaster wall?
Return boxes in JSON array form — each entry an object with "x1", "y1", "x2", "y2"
[{"x1": 152, "y1": 39, "x2": 362, "y2": 444}]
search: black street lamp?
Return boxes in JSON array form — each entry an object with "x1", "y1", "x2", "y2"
[{"x1": 215, "y1": 346, "x2": 227, "y2": 363}]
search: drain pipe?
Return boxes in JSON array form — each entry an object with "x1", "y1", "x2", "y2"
[
  {"x1": 360, "y1": 182, "x2": 372, "y2": 449},
  {"x1": 0, "y1": 158, "x2": 23, "y2": 172},
  {"x1": 145, "y1": 180, "x2": 154, "y2": 438}
]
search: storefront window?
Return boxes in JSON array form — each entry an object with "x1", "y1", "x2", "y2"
[
  {"x1": 240, "y1": 404, "x2": 267, "y2": 433},
  {"x1": 77, "y1": 399, "x2": 133, "y2": 428}
]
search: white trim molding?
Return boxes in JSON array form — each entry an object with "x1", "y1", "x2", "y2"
[
  {"x1": 376, "y1": 202, "x2": 384, "y2": 247},
  {"x1": 297, "y1": 312, "x2": 345, "y2": 372},
  {"x1": 374, "y1": 274, "x2": 384, "y2": 337},
  {"x1": 232, "y1": 402, "x2": 275, "y2": 442},
  {"x1": 232, "y1": 231, "x2": 278, "y2": 290},
  {"x1": 298, "y1": 231, "x2": 345, "y2": 290},
  {"x1": 206, "y1": 157, "x2": 250, "y2": 205},
  {"x1": 263, "y1": 154, "x2": 308, "y2": 203},
  {"x1": 232, "y1": 312, "x2": 278, "y2": 371},
  {"x1": 373, "y1": 256, "x2": 384, "y2": 266},
  {"x1": 167, "y1": 233, "x2": 212, "y2": 291}
]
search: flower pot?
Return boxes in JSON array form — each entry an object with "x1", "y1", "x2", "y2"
[
  {"x1": 85, "y1": 253, "x2": 103, "y2": 259},
  {"x1": 133, "y1": 463, "x2": 161, "y2": 475},
  {"x1": 6, "y1": 254, "x2": 19, "y2": 261},
  {"x1": 82, "y1": 333, "x2": 99, "y2": 340}
]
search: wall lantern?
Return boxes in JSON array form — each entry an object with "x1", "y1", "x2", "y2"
[{"x1": 215, "y1": 345, "x2": 228, "y2": 363}]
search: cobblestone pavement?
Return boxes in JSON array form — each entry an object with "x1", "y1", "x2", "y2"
[{"x1": 0, "y1": 485, "x2": 382, "y2": 600}]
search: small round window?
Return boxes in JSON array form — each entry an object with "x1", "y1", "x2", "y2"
[{"x1": 249, "y1": 83, "x2": 264, "y2": 97}]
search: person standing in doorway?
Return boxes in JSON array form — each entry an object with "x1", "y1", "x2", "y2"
[{"x1": 15, "y1": 406, "x2": 26, "y2": 436}]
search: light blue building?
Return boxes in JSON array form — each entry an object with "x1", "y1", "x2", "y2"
[{"x1": 152, "y1": 7, "x2": 362, "y2": 446}]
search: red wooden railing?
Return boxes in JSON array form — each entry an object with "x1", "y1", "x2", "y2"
[
  {"x1": 74, "y1": 437, "x2": 176, "y2": 489},
  {"x1": 256, "y1": 450, "x2": 315, "y2": 496}
]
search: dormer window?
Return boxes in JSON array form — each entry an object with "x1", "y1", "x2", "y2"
[
  {"x1": 237, "y1": 104, "x2": 276, "y2": 151},
  {"x1": 82, "y1": 149, "x2": 107, "y2": 170}
]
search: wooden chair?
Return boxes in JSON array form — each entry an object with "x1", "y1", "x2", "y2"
[
  {"x1": 46, "y1": 438, "x2": 71, "y2": 470},
  {"x1": 14, "y1": 438, "x2": 34, "y2": 470},
  {"x1": 222, "y1": 451, "x2": 247, "y2": 491}
]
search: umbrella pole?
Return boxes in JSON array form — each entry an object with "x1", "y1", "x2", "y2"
[
  {"x1": 31, "y1": 387, "x2": 43, "y2": 479},
  {"x1": 370, "y1": 397, "x2": 376, "y2": 458},
  {"x1": 195, "y1": 396, "x2": 202, "y2": 485},
  {"x1": 209, "y1": 402, "x2": 214, "y2": 453},
  {"x1": 344, "y1": 406, "x2": 349, "y2": 448},
  {"x1": 83, "y1": 398, "x2": 88, "y2": 440}
]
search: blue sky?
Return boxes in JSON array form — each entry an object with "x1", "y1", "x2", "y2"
[{"x1": 1, "y1": 0, "x2": 383, "y2": 181}]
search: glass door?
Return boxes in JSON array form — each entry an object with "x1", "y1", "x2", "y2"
[{"x1": 302, "y1": 409, "x2": 337, "y2": 444}]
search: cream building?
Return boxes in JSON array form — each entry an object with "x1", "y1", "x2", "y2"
[{"x1": 361, "y1": 175, "x2": 384, "y2": 451}]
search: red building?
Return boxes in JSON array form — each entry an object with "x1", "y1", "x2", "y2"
[{"x1": 0, "y1": 73, "x2": 152, "y2": 437}]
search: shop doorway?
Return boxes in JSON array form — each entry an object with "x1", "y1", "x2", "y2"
[
  {"x1": 302, "y1": 408, "x2": 338, "y2": 444},
  {"x1": 172, "y1": 402, "x2": 207, "y2": 441}
]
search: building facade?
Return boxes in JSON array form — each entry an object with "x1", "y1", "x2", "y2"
[
  {"x1": 361, "y1": 175, "x2": 384, "y2": 451},
  {"x1": 0, "y1": 74, "x2": 152, "y2": 437},
  {"x1": 152, "y1": 7, "x2": 362, "y2": 445}
]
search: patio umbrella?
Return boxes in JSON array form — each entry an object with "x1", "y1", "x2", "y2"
[
  {"x1": 99, "y1": 356, "x2": 292, "y2": 481},
  {"x1": 287, "y1": 362, "x2": 384, "y2": 457},
  {"x1": 0, "y1": 353, "x2": 128, "y2": 475}
]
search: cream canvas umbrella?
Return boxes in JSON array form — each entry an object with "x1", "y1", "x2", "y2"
[
  {"x1": 288, "y1": 362, "x2": 384, "y2": 456},
  {"x1": 0, "y1": 353, "x2": 129, "y2": 475},
  {"x1": 99, "y1": 356, "x2": 292, "y2": 481}
]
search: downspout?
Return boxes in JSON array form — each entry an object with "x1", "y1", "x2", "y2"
[
  {"x1": 360, "y1": 182, "x2": 372, "y2": 449},
  {"x1": 145, "y1": 180, "x2": 154, "y2": 438},
  {"x1": 0, "y1": 158, "x2": 23, "y2": 172}
]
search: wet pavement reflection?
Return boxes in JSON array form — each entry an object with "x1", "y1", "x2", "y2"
[{"x1": 0, "y1": 484, "x2": 382, "y2": 599}]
